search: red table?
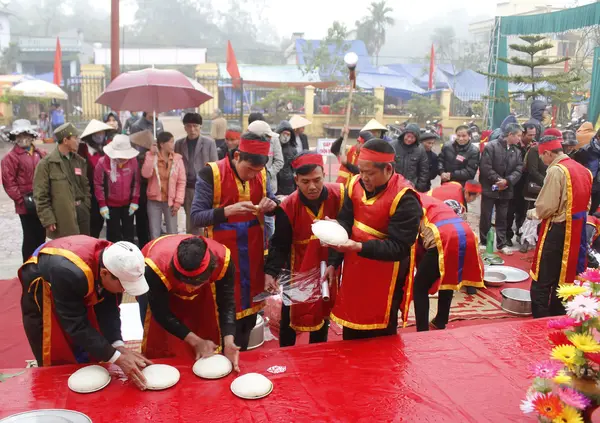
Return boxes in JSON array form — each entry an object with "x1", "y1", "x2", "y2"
[{"x1": 0, "y1": 319, "x2": 548, "y2": 422}]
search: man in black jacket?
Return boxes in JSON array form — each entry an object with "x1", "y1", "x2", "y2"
[
  {"x1": 438, "y1": 125, "x2": 480, "y2": 186},
  {"x1": 420, "y1": 132, "x2": 439, "y2": 192},
  {"x1": 391, "y1": 123, "x2": 429, "y2": 192},
  {"x1": 524, "y1": 100, "x2": 548, "y2": 142},
  {"x1": 479, "y1": 123, "x2": 524, "y2": 254}
]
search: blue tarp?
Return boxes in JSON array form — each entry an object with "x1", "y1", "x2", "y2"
[{"x1": 357, "y1": 72, "x2": 424, "y2": 99}]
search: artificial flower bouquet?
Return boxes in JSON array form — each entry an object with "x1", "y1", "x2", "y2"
[{"x1": 522, "y1": 269, "x2": 600, "y2": 423}]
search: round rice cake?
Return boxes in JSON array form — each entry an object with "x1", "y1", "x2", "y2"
[
  {"x1": 68, "y1": 365, "x2": 111, "y2": 394},
  {"x1": 230, "y1": 373, "x2": 273, "y2": 399},
  {"x1": 142, "y1": 364, "x2": 180, "y2": 390},
  {"x1": 311, "y1": 220, "x2": 348, "y2": 246},
  {"x1": 193, "y1": 355, "x2": 232, "y2": 379}
]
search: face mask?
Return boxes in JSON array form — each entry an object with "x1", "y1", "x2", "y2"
[{"x1": 280, "y1": 134, "x2": 290, "y2": 144}]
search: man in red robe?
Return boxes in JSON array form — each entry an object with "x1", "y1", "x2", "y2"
[
  {"x1": 18, "y1": 236, "x2": 151, "y2": 389},
  {"x1": 324, "y1": 139, "x2": 422, "y2": 340},
  {"x1": 331, "y1": 128, "x2": 374, "y2": 186},
  {"x1": 140, "y1": 235, "x2": 239, "y2": 369},
  {"x1": 429, "y1": 180, "x2": 481, "y2": 213},
  {"x1": 190, "y1": 132, "x2": 277, "y2": 350},
  {"x1": 264, "y1": 152, "x2": 344, "y2": 347},
  {"x1": 529, "y1": 136, "x2": 592, "y2": 317},
  {"x1": 414, "y1": 195, "x2": 484, "y2": 331}
]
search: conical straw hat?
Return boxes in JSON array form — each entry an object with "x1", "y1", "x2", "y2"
[
  {"x1": 361, "y1": 119, "x2": 387, "y2": 132},
  {"x1": 81, "y1": 119, "x2": 114, "y2": 139},
  {"x1": 289, "y1": 115, "x2": 312, "y2": 129}
]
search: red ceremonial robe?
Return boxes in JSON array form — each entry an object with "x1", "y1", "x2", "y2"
[
  {"x1": 207, "y1": 158, "x2": 266, "y2": 319},
  {"x1": 428, "y1": 182, "x2": 466, "y2": 211},
  {"x1": 419, "y1": 195, "x2": 484, "y2": 292},
  {"x1": 336, "y1": 145, "x2": 359, "y2": 187},
  {"x1": 141, "y1": 235, "x2": 230, "y2": 359},
  {"x1": 18, "y1": 237, "x2": 111, "y2": 366},
  {"x1": 530, "y1": 157, "x2": 593, "y2": 284},
  {"x1": 331, "y1": 173, "x2": 418, "y2": 329},
  {"x1": 280, "y1": 183, "x2": 345, "y2": 331}
]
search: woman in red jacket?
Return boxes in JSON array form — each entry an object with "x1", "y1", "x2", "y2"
[
  {"x1": 94, "y1": 134, "x2": 141, "y2": 243},
  {"x1": 1, "y1": 120, "x2": 46, "y2": 261}
]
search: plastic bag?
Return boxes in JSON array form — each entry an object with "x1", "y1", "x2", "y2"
[
  {"x1": 521, "y1": 217, "x2": 540, "y2": 245},
  {"x1": 258, "y1": 267, "x2": 324, "y2": 306}
]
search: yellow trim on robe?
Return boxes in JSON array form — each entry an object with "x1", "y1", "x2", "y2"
[
  {"x1": 145, "y1": 258, "x2": 172, "y2": 290},
  {"x1": 208, "y1": 162, "x2": 221, "y2": 208},
  {"x1": 290, "y1": 320, "x2": 325, "y2": 332},
  {"x1": 210, "y1": 282, "x2": 223, "y2": 349},
  {"x1": 401, "y1": 244, "x2": 417, "y2": 327},
  {"x1": 337, "y1": 170, "x2": 350, "y2": 179},
  {"x1": 236, "y1": 304, "x2": 264, "y2": 320},
  {"x1": 40, "y1": 247, "x2": 95, "y2": 298},
  {"x1": 389, "y1": 188, "x2": 410, "y2": 217},
  {"x1": 141, "y1": 307, "x2": 152, "y2": 354},
  {"x1": 424, "y1": 215, "x2": 446, "y2": 287},
  {"x1": 23, "y1": 256, "x2": 38, "y2": 266},
  {"x1": 348, "y1": 175, "x2": 359, "y2": 198},
  {"x1": 338, "y1": 183, "x2": 346, "y2": 212},
  {"x1": 353, "y1": 220, "x2": 387, "y2": 239},
  {"x1": 530, "y1": 223, "x2": 551, "y2": 280},
  {"x1": 261, "y1": 168, "x2": 267, "y2": 198},
  {"x1": 42, "y1": 282, "x2": 52, "y2": 366},
  {"x1": 216, "y1": 247, "x2": 231, "y2": 281},
  {"x1": 293, "y1": 235, "x2": 318, "y2": 245},
  {"x1": 557, "y1": 163, "x2": 573, "y2": 285}
]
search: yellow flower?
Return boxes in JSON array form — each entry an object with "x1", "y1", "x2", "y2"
[
  {"x1": 553, "y1": 371, "x2": 572, "y2": 385},
  {"x1": 568, "y1": 333, "x2": 600, "y2": 353},
  {"x1": 552, "y1": 405, "x2": 583, "y2": 423},
  {"x1": 551, "y1": 345, "x2": 578, "y2": 365},
  {"x1": 556, "y1": 285, "x2": 589, "y2": 301}
]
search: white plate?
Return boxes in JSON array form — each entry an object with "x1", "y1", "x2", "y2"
[
  {"x1": 142, "y1": 364, "x2": 180, "y2": 391},
  {"x1": 193, "y1": 355, "x2": 232, "y2": 380},
  {"x1": 483, "y1": 265, "x2": 530, "y2": 283},
  {"x1": 67, "y1": 365, "x2": 111, "y2": 394},
  {"x1": 230, "y1": 373, "x2": 273, "y2": 400},
  {"x1": 311, "y1": 220, "x2": 348, "y2": 246},
  {"x1": 0, "y1": 410, "x2": 92, "y2": 423}
]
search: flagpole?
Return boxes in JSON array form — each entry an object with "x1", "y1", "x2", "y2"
[{"x1": 240, "y1": 78, "x2": 244, "y2": 131}]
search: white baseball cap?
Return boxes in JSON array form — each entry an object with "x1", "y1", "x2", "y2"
[
  {"x1": 103, "y1": 241, "x2": 149, "y2": 296},
  {"x1": 248, "y1": 120, "x2": 277, "y2": 139}
]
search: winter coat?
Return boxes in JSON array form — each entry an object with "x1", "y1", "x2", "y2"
[
  {"x1": 574, "y1": 137, "x2": 600, "y2": 193},
  {"x1": 267, "y1": 136, "x2": 284, "y2": 194},
  {"x1": 130, "y1": 116, "x2": 164, "y2": 136},
  {"x1": 297, "y1": 132, "x2": 310, "y2": 152},
  {"x1": 391, "y1": 124, "x2": 429, "y2": 192},
  {"x1": 94, "y1": 155, "x2": 141, "y2": 208},
  {"x1": 141, "y1": 151, "x2": 186, "y2": 208},
  {"x1": 275, "y1": 120, "x2": 298, "y2": 196},
  {"x1": 523, "y1": 144, "x2": 547, "y2": 198},
  {"x1": 479, "y1": 138, "x2": 524, "y2": 199},
  {"x1": 1, "y1": 145, "x2": 46, "y2": 214},
  {"x1": 437, "y1": 141, "x2": 480, "y2": 185},
  {"x1": 524, "y1": 100, "x2": 547, "y2": 141},
  {"x1": 426, "y1": 150, "x2": 438, "y2": 185},
  {"x1": 33, "y1": 147, "x2": 91, "y2": 238},
  {"x1": 174, "y1": 135, "x2": 218, "y2": 189}
]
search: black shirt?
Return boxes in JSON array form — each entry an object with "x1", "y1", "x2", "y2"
[
  {"x1": 145, "y1": 259, "x2": 237, "y2": 340},
  {"x1": 265, "y1": 188, "x2": 329, "y2": 277},
  {"x1": 37, "y1": 253, "x2": 123, "y2": 362},
  {"x1": 187, "y1": 137, "x2": 198, "y2": 162},
  {"x1": 328, "y1": 178, "x2": 422, "y2": 267}
]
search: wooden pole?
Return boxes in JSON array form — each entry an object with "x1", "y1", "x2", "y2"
[
  {"x1": 110, "y1": 0, "x2": 120, "y2": 81},
  {"x1": 340, "y1": 69, "x2": 356, "y2": 157}
]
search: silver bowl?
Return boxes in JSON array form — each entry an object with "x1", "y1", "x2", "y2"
[
  {"x1": 247, "y1": 314, "x2": 265, "y2": 350},
  {"x1": 484, "y1": 271, "x2": 507, "y2": 287},
  {"x1": 501, "y1": 288, "x2": 532, "y2": 315}
]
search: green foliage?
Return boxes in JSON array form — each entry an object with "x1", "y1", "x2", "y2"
[
  {"x1": 355, "y1": 1, "x2": 395, "y2": 66},
  {"x1": 429, "y1": 27, "x2": 487, "y2": 73},
  {"x1": 255, "y1": 87, "x2": 304, "y2": 124},
  {"x1": 330, "y1": 91, "x2": 383, "y2": 117},
  {"x1": 0, "y1": 43, "x2": 20, "y2": 74},
  {"x1": 405, "y1": 95, "x2": 444, "y2": 124},
  {"x1": 301, "y1": 21, "x2": 350, "y2": 82}
]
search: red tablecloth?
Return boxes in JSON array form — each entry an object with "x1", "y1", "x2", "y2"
[{"x1": 0, "y1": 319, "x2": 549, "y2": 422}]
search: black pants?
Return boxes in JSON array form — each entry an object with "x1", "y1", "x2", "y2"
[
  {"x1": 235, "y1": 313, "x2": 258, "y2": 351},
  {"x1": 342, "y1": 261, "x2": 408, "y2": 341},
  {"x1": 507, "y1": 185, "x2": 526, "y2": 241},
  {"x1": 89, "y1": 195, "x2": 105, "y2": 239},
  {"x1": 591, "y1": 191, "x2": 600, "y2": 216},
  {"x1": 479, "y1": 196, "x2": 510, "y2": 248},
  {"x1": 279, "y1": 304, "x2": 329, "y2": 347},
  {"x1": 530, "y1": 223, "x2": 567, "y2": 318},
  {"x1": 413, "y1": 248, "x2": 454, "y2": 332},
  {"x1": 19, "y1": 214, "x2": 46, "y2": 262},
  {"x1": 19, "y1": 263, "x2": 44, "y2": 363},
  {"x1": 135, "y1": 182, "x2": 150, "y2": 248},
  {"x1": 106, "y1": 206, "x2": 135, "y2": 243}
]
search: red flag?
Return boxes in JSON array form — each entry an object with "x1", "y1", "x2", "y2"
[
  {"x1": 226, "y1": 41, "x2": 241, "y2": 88},
  {"x1": 428, "y1": 44, "x2": 435, "y2": 90},
  {"x1": 53, "y1": 37, "x2": 62, "y2": 86},
  {"x1": 564, "y1": 46, "x2": 570, "y2": 73}
]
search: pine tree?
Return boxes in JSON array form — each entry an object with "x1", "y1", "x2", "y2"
[{"x1": 481, "y1": 35, "x2": 579, "y2": 103}]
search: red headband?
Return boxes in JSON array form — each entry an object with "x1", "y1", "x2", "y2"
[
  {"x1": 358, "y1": 148, "x2": 395, "y2": 163},
  {"x1": 465, "y1": 181, "x2": 482, "y2": 193},
  {"x1": 292, "y1": 154, "x2": 323, "y2": 169},
  {"x1": 538, "y1": 139, "x2": 563, "y2": 154},
  {"x1": 226, "y1": 130, "x2": 241, "y2": 141},
  {"x1": 173, "y1": 248, "x2": 210, "y2": 278},
  {"x1": 239, "y1": 138, "x2": 270, "y2": 156}
]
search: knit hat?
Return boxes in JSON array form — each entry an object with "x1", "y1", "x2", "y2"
[
  {"x1": 182, "y1": 112, "x2": 202, "y2": 125},
  {"x1": 420, "y1": 131, "x2": 440, "y2": 142},
  {"x1": 357, "y1": 131, "x2": 374, "y2": 144},
  {"x1": 561, "y1": 130, "x2": 577, "y2": 146},
  {"x1": 53, "y1": 122, "x2": 79, "y2": 143},
  {"x1": 400, "y1": 123, "x2": 421, "y2": 143},
  {"x1": 543, "y1": 128, "x2": 563, "y2": 141}
]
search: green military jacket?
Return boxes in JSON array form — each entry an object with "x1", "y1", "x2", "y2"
[{"x1": 33, "y1": 147, "x2": 91, "y2": 239}]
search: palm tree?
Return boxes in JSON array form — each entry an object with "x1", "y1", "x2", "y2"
[{"x1": 367, "y1": 1, "x2": 395, "y2": 66}]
